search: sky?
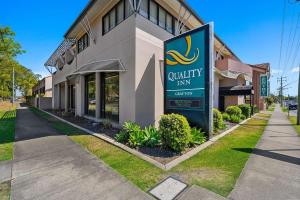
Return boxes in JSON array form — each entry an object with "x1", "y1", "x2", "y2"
[{"x1": 1, "y1": 0, "x2": 300, "y2": 95}]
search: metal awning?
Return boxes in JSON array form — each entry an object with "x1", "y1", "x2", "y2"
[
  {"x1": 219, "y1": 85, "x2": 253, "y2": 96},
  {"x1": 68, "y1": 59, "x2": 126, "y2": 77}
]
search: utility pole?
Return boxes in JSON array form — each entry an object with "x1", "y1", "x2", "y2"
[
  {"x1": 277, "y1": 76, "x2": 287, "y2": 107},
  {"x1": 12, "y1": 67, "x2": 15, "y2": 106},
  {"x1": 297, "y1": 64, "x2": 300, "y2": 124}
]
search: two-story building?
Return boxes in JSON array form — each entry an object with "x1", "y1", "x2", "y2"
[{"x1": 45, "y1": 0, "x2": 269, "y2": 126}]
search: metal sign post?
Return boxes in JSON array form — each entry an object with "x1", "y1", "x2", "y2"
[{"x1": 164, "y1": 23, "x2": 214, "y2": 137}]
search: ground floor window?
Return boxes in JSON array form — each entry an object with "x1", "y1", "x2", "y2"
[
  {"x1": 85, "y1": 73, "x2": 96, "y2": 116},
  {"x1": 101, "y1": 72, "x2": 119, "y2": 122}
]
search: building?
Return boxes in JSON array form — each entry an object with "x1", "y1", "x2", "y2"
[
  {"x1": 32, "y1": 76, "x2": 53, "y2": 97},
  {"x1": 45, "y1": 0, "x2": 269, "y2": 127}
]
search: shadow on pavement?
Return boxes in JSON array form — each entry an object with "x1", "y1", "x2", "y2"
[{"x1": 233, "y1": 148, "x2": 300, "y2": 166}]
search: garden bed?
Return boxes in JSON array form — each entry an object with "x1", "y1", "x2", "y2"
[{"x1": 45, "y1": 109, "x2": 241, "y2": 165}]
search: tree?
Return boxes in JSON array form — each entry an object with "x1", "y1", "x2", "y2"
[
  {"x1": 0, "y1": 26, "x2": 38, "y2": 99},
  {"x1": 264, "y1": 96, "x2": 274, "y2": 109}
]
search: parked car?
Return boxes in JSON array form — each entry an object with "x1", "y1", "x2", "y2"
[{"x1": 288, "y1": 104, "x2": 297, "y2": 110}]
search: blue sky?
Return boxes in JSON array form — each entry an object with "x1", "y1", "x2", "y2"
[{"x1": 1, "y1": 0, "x2": 299, "y2": 95}]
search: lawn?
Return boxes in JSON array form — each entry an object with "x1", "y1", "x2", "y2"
[
  {"x1": 281, "y1": 106, "x2": 288, "y2": 113},
  {"x1": 256, "y1": 113, "x2": 272, "y2": 119},
  {"x1": 0, "y1": 182, "x2": 10, "y2": 200},
  {"x1": 288, "y1": 116, "x2": 300, "y2": 136},
  {"x1": 30, "y1": 107, "x2": 268, "y2": 197},
  {"x1": 0, "y1": 106, "x2": 16, "y2": 161}
]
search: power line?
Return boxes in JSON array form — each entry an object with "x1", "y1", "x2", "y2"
[{"x1": 278, "y1": 0, "x2": 288, "y2": 74}]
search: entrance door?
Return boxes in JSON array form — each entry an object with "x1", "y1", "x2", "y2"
[
  {"x1": 101, "y1": 73, "x2": 119, "y2": 122},
  {"x1": 219, "y1": 96, "x2": 225, "y2": 112}
]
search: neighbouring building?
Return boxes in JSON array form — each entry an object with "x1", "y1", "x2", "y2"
[
  {"x1": 31, "y1": 76, "x2": 53, "y2": 109},
  {"x1": 44, "y1": 0, "x2": 270, "y2": 127}
]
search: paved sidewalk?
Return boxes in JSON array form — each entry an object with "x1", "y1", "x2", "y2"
[
  {"x1": 11, "y1": 105, "x2": 152, "y2": 200},
  {"x1": 229, "y1": 105, "x2": 300, "y2": 200}
]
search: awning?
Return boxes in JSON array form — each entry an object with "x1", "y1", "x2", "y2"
[
  {"x1": 220, "y1": 70, "x2": 252, "y2": 82},
  {"x1": 219, "y1": 85, "x2": 253, "y2": 96},
  {"x1": 67, "y1": 59, "x2": 126, "y2": 77}
]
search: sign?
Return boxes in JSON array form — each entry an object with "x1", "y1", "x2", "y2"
[
  {"x1": 164, "y1": 24, "x2": 213, "y2": 135},
  {"x1": 260, "y1": 74, "x2": 269, "y2": 97}
]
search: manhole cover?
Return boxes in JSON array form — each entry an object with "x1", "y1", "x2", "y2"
[{"x1": 149, "y1": 177, "x2": 187, "y2": 200}]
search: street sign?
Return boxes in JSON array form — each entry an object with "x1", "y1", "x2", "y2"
[
  {"x1": 164, "y1": 24, "x2": 214, "y2": 135},
  {"x1": 260, "y1": 74, "x2": 269, "y2": 97}
]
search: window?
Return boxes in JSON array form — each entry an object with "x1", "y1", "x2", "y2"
[
  {"x1": 139, "y1": 0, "x2": 148, "y2": 18},
  {"x1": 103, "y1": 0, "x2": 134, "y2": 35},
  {"x1": 158, "y1": 7, "x2": 166, "y2": 28},
  {"x1": 149, "y1": 0, "x2": 158, "y2": 24},
  {"x1": 85, "y1": 73, "x2": 96, "y2": 117},
  {"x1": 77, "y1": 33, "x2": 89, "y2": 53},
  {"x1": 110, "y1": 8, "x2": 116, "y2": 29},
  {"x1": 138, "y1": 0, "x2": 182, "y2": 35},
  {"x1": 125, "y1": 0, "x2": 134, "y2": 18},
  {"x1": 116, "y1": 1, "x2": 124, "y2": 24},
  {"x1": 166, "y1": 13, "x2": 173, "y2": 33}
]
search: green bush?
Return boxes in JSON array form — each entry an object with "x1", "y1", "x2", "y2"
[
  {"x1": 225, "y1": 106, "x2": 242, "y2": 118},
  {"x1": 143, "y1": 126, "x2": 161, "y2": 147},
  {"x1": 230, "y1": 115, "x2": 240, "y2": 123},
  {"x1": 213, "y1": 108, "x2": 224, "y2": 131},
  {"x1": 190, "y1": 128, "x2": 206, "y2": 146},
  {"x1": 238, "y1": 104, "x2": 251, "y2": 118},
  {"x1": 241, "y1": 114, "x2": 246, "y2": 120},
  {"x1": 253, "y1": 105, "x2": 259, "y2": 113},
  {"x1": 159, "y1": 114, "x2": 191, "y2": 152},
  {"x1": 222, "y1": 113, "x2": 230, "y2": 121},
  {"x1": 115, "y1": 130, "x2": 129, "y2": 143},
  {"x1": 129, "y1": 129, "x2": 145, "y2": 148}
]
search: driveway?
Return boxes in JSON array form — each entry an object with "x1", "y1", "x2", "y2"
[
  {"x1": 229, "y1": 105, "x2": 300, "y2": 200},
  {"x1": 11, "y1": 105, "x2": 152, "y2": 200}
]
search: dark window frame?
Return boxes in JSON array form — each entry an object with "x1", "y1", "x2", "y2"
[{"x1": 77, "y1": 33, "x2": 89, "y2": 54}]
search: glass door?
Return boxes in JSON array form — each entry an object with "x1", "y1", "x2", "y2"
[
  {"x1": 102, "y1": 73, "x2": 119, "y2": 122},
  {"x1": 85, "y1": 73, "x2": 96, "y2": 117}
]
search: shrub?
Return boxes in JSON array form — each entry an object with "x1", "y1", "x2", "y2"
[
  {"x1": 213, "y1": 108, "x2": 224, "y2": 131},
  {"x1": 115, "y1": 130, "x2": 129, "y2": 143},
  {"x1": 225, "y1": 106, "x2": 242, "y2": 118},
  {"x1": 230, "y1": 115, "x2": 240, "y2": 123},
  {"x1": 143, "y1": 126, "x2": 161, "y2": 147},
  {"x1": 129, "y1": 129, "x2": 145, "y2": 148},
  {"x1": 240, "y1": 114, "x2": 246, "y2": 120},
  {"x1": 159, "y1": 114, "x2": 191, "y2": 152},
  {"x1": 252, "y1": 105, "x2": 259, "y2": 113},
  {"x1": 238, "y1": 104, "x2": 251, "y2": 118},
  {"x1": 189, "y1": 128, "x2": 206, "y2": 146},
  {"x1": 222, "y1": 113, "x2": 230, "y2": 121}
]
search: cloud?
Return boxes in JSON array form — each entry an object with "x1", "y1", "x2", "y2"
[{"x1": 291, "y1": 67, "x2": 299, "y2": 73}]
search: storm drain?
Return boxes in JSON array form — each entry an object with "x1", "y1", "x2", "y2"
[{"x1": 149, "y1": 177, "x2": 187, "y2": 200}]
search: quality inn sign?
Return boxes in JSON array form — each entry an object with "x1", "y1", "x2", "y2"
[{"x1": 164, "y1": 24, "x2": 214, "y2": 135}]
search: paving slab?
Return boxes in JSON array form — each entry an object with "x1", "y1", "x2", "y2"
[
  {"x1": 177, "y1": 185, "x2": 226, "y2": 200},
  {"x1": 229, "y1": 105, "x2": 300, "y2": 200},
  {"x1": 11, "y1": 105, "x2": 152, "y2": 200},
  {"x1": 0, "y1": 160, "x2": 12, "y2": 183}
]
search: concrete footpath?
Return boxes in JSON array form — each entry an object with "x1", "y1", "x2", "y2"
[
  {"x1": 229, "y1": 105, "x2": 300, "y2": 200},
  {"x1": 11, "y1": 104, "x2": 152, "y2": 200}
]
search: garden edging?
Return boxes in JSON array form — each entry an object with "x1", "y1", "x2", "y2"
[{"x1": 40, "y1": 108, "x2": 255, "y2": 171}]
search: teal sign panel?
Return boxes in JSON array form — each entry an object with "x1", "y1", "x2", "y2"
[
  {"x1": 164, "y1": 24, "x2": 213, "y2": 133},
  {"x1": 260, "y1": 75, "x2": 268, "y2": 97}
]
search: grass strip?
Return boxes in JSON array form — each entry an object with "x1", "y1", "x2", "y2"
[
  {"x1": 288, "y1": 116, "x2": 300, "y2": 136},
  {"x1": 0, "y1": 181, "x2": 11, "y2": 200},
  {"x1": 0, "y1": 110, "x2": 16, "y2": 161},
  {"x1": 30, "y1": 107, "x2": 267, "y2": 197}
]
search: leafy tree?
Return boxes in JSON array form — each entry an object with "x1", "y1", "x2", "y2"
[{"x1": 0, "y1": 26, "x2": 39, "y2": 99}]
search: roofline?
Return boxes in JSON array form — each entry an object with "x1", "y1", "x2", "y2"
[
  {"x1": 64, "y1": 0, "x2": 240, "y2": 60},
  {"x1": 64, "y1": 0, "x2": 98, "y2": 38}
]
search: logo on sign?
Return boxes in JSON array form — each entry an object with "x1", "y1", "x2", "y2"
[{"x1": 166, "y1": 35, "x2": 199, "y2": 66}]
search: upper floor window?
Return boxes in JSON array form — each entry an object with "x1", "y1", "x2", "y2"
[
  {"x1": 103, "y1": 0, "x2": 134, "y2": 35},
  {"x1": 77, "y1": 33, "x2": 89, "y2": 53}
]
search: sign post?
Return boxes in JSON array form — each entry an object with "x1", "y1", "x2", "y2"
[
  {"x1": 164, "y1": 23, "x2": 214, "y2": 137},
  {"x1": 260, "y1": 74, "x2": 269, "y2": 97}
]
